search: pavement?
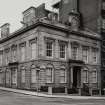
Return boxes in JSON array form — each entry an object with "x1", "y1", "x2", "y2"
[{"x1": 0, "y1": 87, "x2": 105, "y2": 100}]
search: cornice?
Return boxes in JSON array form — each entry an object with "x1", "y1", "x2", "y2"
[{"x1": 0, "y1": 20, "x2": 101, "y2": 44}]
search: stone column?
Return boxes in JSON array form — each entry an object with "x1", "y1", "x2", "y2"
[{"x1": 48, "y1": 86, "x2": 52, "y2": 95}]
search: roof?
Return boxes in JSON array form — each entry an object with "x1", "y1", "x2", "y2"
[{"x1": 0, "y1": 19, "x2": 101, "y2": 44}]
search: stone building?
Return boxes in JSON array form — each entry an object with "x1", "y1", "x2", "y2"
[
  {"x1": 101, "y1": 0, "x2": 105, "y2": 94},
  {"x1": 0, "y1": 1, "x2": 101, "y2": 95}
]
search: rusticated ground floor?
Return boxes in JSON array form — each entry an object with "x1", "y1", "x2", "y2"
[{"x1": 0, "y1": 59, "x2": 101, "y2": 96}]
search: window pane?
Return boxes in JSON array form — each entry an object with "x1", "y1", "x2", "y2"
[
  {"x1": 12, "y1": 50, "x2": 17, "y2": 62},
  {"x1": 31, "y1": 43, "x2": 36, "y2": 59},
  {"x1": 6, "y1": 71, "x2": 10, "y2": 84},
  {"x1": 21, "y1": 70, "x2": 25, "y2": 83},
  {"x1": 0, "y1": 72, "x2": 3, "y2": 84},
  {"x1": 46, "y1": 42, "x2": 53, "y2": 57},
  {"x1": 83, "y1": 70, "x2": 88, "y2": 83},
  {"x1": 92, "y1": 71, "x2": 97, "y2": 83},
  {"x1": 46, "y1": 68, "x2": 53, "y2": 83},
  {"x1": 0, "y1": 54, "x2": 3, "y2": 66},
  {"x1": 20, "y1": 46, "x2": 25, "y2": 61},
  {"x1": 59, "y1": 44, "x2": 66, "y2": 58},
  {"x1": 11, "y1": 70, "x2": 17, "y2": 84},
  {"x1": 82, "y1": 48, "x2": 88, "y2": 63},
  {"x1": 72, "y1": 47, "x2": 78, "y2": 60},
  {"x1": 92, "y1": 49, "x2": 97, "y2": 63},
  {"x1": 31, "y1": 69, "x2": 36, "y2": 83},
  {"x1": 60, "y1": 69, "x2": 66, "y2": 83}
]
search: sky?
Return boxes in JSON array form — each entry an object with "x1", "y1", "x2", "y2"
[{"x1": 0, "y1": 0, "x2": 55, "y2": 33}]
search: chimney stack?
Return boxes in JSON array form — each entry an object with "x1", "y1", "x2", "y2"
[{"x1": 1, "y1": 23, "x2": 10, "y2": 38}]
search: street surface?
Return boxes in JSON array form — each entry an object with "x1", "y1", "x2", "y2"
[{"x1": 0, "y1": 90, "x2": 105, "y2": 105}]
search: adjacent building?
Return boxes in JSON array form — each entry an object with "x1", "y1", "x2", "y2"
[
  {"x1": 101, "y1": 0, "x2": 105, "y2": 94},
  {"x1": 0, "y1": 1, "x2": 102, "y2": 96}
]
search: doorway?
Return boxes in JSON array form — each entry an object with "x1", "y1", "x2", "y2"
[{"x1": 73, "y1": 66, "x2": 81, "y2": 88}]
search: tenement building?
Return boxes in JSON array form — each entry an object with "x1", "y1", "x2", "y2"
[{"x1": 0, "y1": 1, "x2": 101, "y2": 96}]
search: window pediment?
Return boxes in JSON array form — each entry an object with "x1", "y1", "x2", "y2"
[
  {"x1": 11, "y1": 44, "x2": 17, "y2": 50},
  {"x1": 44, "y1": 37, "x2": 55, "y2": 43},
  {"x1": 71, "y1": 41, "x2": 80, "y2": 47},
  {"x1": 29, "y1": 37, "x2": 37, "y2": 45}
]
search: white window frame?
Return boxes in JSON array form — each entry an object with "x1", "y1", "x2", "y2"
[
  {"x1": 46, "y1": 66, "x2": 54, "y2": 83},
  {"x1": 59, "y1": 43, "x2": 66, "y2": 59},
  {"x1": 12, "y1": 49, "x2": 17, "y2": 62},
  {"x1": 83, "y1": 69, "x2": 89, "y2": 83},
  {"x1": 31, "y1": 68, "x2": 37, "y2": 83},
  {"x1": 60, "y1": 68, "x2": 67, "y2": 83},
  {"x1": 20, "y1": 44, "x2": 26, "y2": 62},
  {"x1": 30, "y1": 42, "x2": 37, "y2": 60},
  {"x1": 0, "y1": 53, "x2": 3, "y2": 66},
  {"x1": 92, "y1": 48, "x2": 98, "y2": 64},
  {"x1": 82, "y1": 47, "x2": 88, "y2": 64},
  {"x1": 6, "y1": 69, "x2": 10, "y2": 84},
  {"x1": 11, "y1": 69, "x2": 17, "y2": 84},
  {"x1": 21, "y1": 69, "x2": 25, "y2": 83},
  {"x1": 0, "y1": 71, "x2": 3, "y2": 84},
  {"x1": 46, "y1": 41, "x2": 53, "y2": 58},
  {"x1": 91, "y1": 70, "x2": 97, "y2": 83},
  {"x1": 5, "y1": 50, "x2": 10, "y2": 65},
  {"x1": 71, "y1": 46, "x2": 78, "y2": 60}
]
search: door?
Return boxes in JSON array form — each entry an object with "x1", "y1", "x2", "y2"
[{"x1": 73, "y1": 66, "x2": 81, "y2": 88}]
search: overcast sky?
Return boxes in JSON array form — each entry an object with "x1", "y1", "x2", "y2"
[{"x1": 0, "y1": 0, "x2": 55, "y2": 33}]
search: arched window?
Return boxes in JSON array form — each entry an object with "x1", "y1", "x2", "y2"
[
  {"x1": 60, "y1": 66, "x2": 67, "y2": 83},
  {"x1": 92, "y1": 69, "x2": 97, "y2": 83},
  {"x1": 21, "y1": 66, "x2": 25, "y2": 83},
  {"x1": 0, "y1": 70, "x2": 3, "y2": 84},
  {"x1": 83, "y1": 68, "x2": 89, "y2": 83},
  {"x1": 31, "y1": 65, "x2": 37, "y2": 83},
  {"x1": 46, "y1": 64, "x2": 54, "y2": 83},
  {"x1": 6, "y1": 69, "x2": 10, "y2": 84}
]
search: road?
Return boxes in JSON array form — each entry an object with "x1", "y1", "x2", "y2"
[{"x1": 0, "y1": 90, "x2": 105, "y2": 105}]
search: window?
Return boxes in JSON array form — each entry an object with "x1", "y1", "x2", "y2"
[
  {"x1": 60, "y1": 69, "x2": 66, "y2": 83},
  {"x1": 82, "y1": 47, "x2": 88, "y2": 63},
  {"x1": 31, "y1": 68, "x2": 37, "y2": 83},
  {"x1": 21, "y1": 69, "x2": 25, "y2": 83},
  {"x1": 46, "y1": 67, "x2": 53, "y2": 83},
  {"x1": 92, "y1": 70, "x2": 97, "y2": 83},
  {"x1": 5, "y1": 51, "x2": 10, "y2": 65},
  {"x1": 12, "y1": 49, "x2": 17, "y2": 62},
  {"x1": 6, "y1": 70, "x2": 10, "y2": 84},
  {"x1": 0, "y1": 71, "x2": 3, "y2": 84},
  {"x1": 20, "y1": 45, "x2": 26, "y2": 62},
  {"x1": 72, "y1": 46, "x2": 78, "y2": 60},
  {"x1": 83, "y1": 70, "x2": 88, "y2": 83},
  {"x1": 11, "y1": 69, "x2": 17, "y2": 84},
  {"x1": 92, "y1": 48, "x2": 98, "y2": 63},
  {"x1": 31, "y1": 42, "x2": 36, "y2": 59},
  {"x1": 46, "y1": 41, "x2": 53, "y2": 57},
  {"x1": 0, "y1": 53, "x2": 3, "y2": 66},
  {"x1": 59, "y1": 44, "x2": 66, "y2": 59}
]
